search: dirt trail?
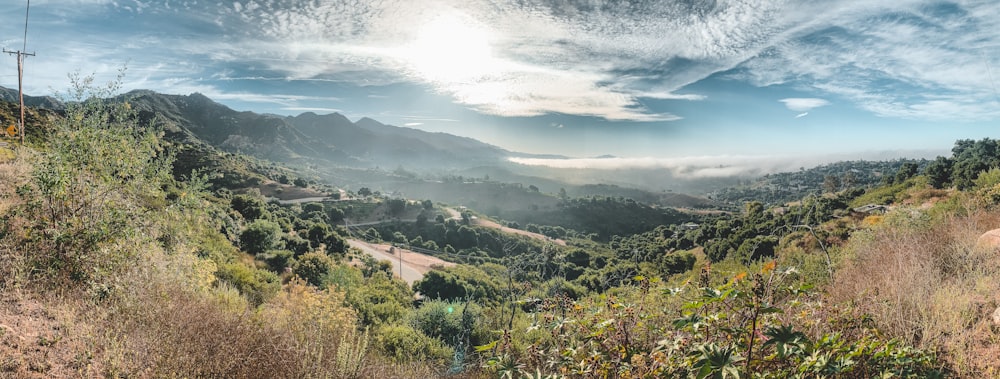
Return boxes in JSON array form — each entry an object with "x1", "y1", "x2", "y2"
[
  {"x1": 446, "y1": 207, "x2": 566, "y2": 246},
  {"x1": 347, "y1": 239, "x2": 454, "y2": 284},
  {"x1": 472, "y1": 218, "x2": 567, "y2": 246}
]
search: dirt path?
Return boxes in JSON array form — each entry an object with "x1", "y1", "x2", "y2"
[
  {"x1": 446, "y1": 207, "x2": 566, "y2": 246},
  {"x1": 347, "y1": 239, "x2": 454, "y2": 285},
  {"x1": 472, "y1": 217, "x2": 567, "y2": 246}
]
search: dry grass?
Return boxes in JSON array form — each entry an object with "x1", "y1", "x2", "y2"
[{"x1": 828, "y1": 205, "x2": 1000, "y2": 376}]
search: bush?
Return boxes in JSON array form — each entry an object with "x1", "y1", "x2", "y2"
[
  {"x1": 346, "y1": 272, "x2": 412, "y2": 326},
  {"x1": 10, "y1": 73, "x2": 172, "y2": 289},
  {"x1": 374, "y1": 324, "x2": 453, "y2": 365},
  {"x1": 215, "y1": 262, "x2": 281, "y2": 305},
  {"x1": 293, "y1": 252, "x2": 335, "y2": 287},
  {"x1": 410, "y1": 300, "x2": 482, "y2": 347},
  {"x1": 260, "y1": 249, "x2": 295, "y2": 272},
  {"x1": 240, "y1": 219, "x2": 283, "y2": 254}
]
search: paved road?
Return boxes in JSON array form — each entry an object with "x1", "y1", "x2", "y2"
[{"x1": 347, "y1": 239, "x2": 425, "y2": 285}]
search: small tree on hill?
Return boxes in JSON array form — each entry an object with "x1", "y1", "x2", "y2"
[{"x1": 241, "y1": 219, "x2": 283, "y2": 254}]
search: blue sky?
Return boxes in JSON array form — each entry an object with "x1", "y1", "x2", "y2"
[{"x1": 1, "y1": 0, "x2": 998, "y2": 175}]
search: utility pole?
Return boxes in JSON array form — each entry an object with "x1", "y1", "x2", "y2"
[
  {"x1": 4, "y1": 49, "x2": 33, "y2": 143},
  {"x1": 4, "y1": 0, "x2": 33, "y2": 144}
]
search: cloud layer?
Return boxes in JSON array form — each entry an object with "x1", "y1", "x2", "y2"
[{"x1": 2, "y1": 0, "x2": 999, "y2": 123}]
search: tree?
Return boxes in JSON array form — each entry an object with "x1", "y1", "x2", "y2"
[
  {"x1": 327, "y1": 207, "x2": 345, "y2": 223},
  {"x1": 358, "y1": 187, "x2": 373, "y2": 197},
  {"x1": 822, "y1": 175, "x2": 841, "y2": 193},
  {"x1": 422, "y1": 199, "x2": 434, "y2": 210},
  {"x1": 306, "y1": 223, "x2": 332, "y2": 248},
  {"x1": 414, "y1": 266, "x2": 500, "y2": 301},
  {"x1": 924, "y1": 156, "x2": 953, "y2": 189},
  {"x1": 240, "y1": 219, "x2": 283, "y2": 254},
  {"x1": 231, "y1": 193, "x2": 268, "y2": 221},
  {"x1": 894, "y1": 162, "x2": 919, "y2": 184},
  {"x1": 841, "y1": 171, "x2": 858, "y2": 189},
  {"x1": 293, "y1": 252, "x2": 334, "y2": 286},
  {"x1": 387, "y1": 199, "x2": 406, "y2": 216},
  {"x1": 293, "y1": 177, "x2": 308, "y2": 187}
]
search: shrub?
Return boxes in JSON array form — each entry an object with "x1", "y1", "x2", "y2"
[
  {"x1": 410, "y1": 300, "x2": 483, "y2": 348},
  {"x1": 293, "y1": 252, "x2": 335, "y2": 287},
  {"x1": 214, "y1": 262, "x2": 281, "y2": 305},
  {"x1": 346, "y1": 272, "x2": 412, "y2": 326},
  {"x1": 374, "y1": 324, "x2": 453, "y2": 365},
  {"x1": 10, "y1": 73, "x2": 172, "y2": 289},
  {"x1": 240, "y1": 219, "x2": 282, "y2": 254}
]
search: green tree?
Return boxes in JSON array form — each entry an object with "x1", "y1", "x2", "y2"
[
  {"x1": 387, "y1": 198, "x2": 406, "y2": 216},
  {"x1": 240, "y1": 219, "x2": 283, "y2": 254},
  {"x1": 293, "y1": 252, "x2": 334, "y2": 287},
  {"x1": 924, "y1": 156, "x2": 953, "y2": 189},
  {"x1": 894, "y1": 162, "x2": 919, "y2": 184},
  {"x1": 231, "y1": 193, "x2": 268, "y2": 221},
  {"x1": 822, "y1": 174, "x2": 841, "y2": 193},
  {"x1": 347, "y1": 271, "x2": 412, "y2": 326},
  {"x1": 414, "y1": 266, "x2": 501, "y2": 302}
]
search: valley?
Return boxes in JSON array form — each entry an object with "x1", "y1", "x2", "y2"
[{"x1": 0, "y1": 85, "x2": 995, "y2": 378}]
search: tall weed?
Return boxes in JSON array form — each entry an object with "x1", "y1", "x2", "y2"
[{"x1": 829, "y1": 205, "x2": 1000, "y2": 375}]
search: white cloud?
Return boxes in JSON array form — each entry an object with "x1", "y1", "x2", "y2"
[
  {"x1": 508, "y1": 155, "x2": 802, "y2": 179},
  {"x1": 738, "y1": 1, "x2": 1000, "y2": 121},
  {"x1": 404, "y1": 122, "x2": 423, "y2": 126},
  {"x1": 795, "y1": 112, "x2": 809, "y2": 118},
  {"x1": 282, "y1": 107, "x2": 342, "y2": 113},
  {"x1": 6, "y1": 0, "x2": 1000, "y2": 123},
  {"x1": 508, "y1": 149, "x2": 946, "y2": 178},
  {"x1": 780, "y1": 98, "x2": 830, "y2": 112}
]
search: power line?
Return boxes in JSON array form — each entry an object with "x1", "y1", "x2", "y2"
[{"x1": 4, "y1": 0, "x2": 33, "y2": 144}]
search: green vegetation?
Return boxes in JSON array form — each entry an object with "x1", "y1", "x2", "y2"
[
  {"x1": 712, "y1": 159, "x2": 927, "y2": 206},
  {"x1": 7, "y1": 82, "x2": 1000, "y2": 377}
]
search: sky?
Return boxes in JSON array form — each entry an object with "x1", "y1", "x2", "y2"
[{"x1": 1, "y1": 0, "x2": 998, "y2": 174}]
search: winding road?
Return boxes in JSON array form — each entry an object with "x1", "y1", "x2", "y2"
[{"x1": 347, "y1": 239, "x2": 438, "y2": 285}]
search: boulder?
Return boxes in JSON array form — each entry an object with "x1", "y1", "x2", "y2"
[{"x1": 976, "y1": 229, "x2": 1000, "y2": 250}]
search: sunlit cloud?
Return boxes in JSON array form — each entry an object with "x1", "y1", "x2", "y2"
[
  {"x1": 508, "y1": 149, "x2": 946, "y2": 179},
  {"x1": 509, "y1": 155, "x2": 805, "y2": 179},
  {"x1": 780, "y1": 98, "x2": 830, "y2": 112},
  {"x1": 3, "y1": 0, "x2": 1000, "y2": 124}
]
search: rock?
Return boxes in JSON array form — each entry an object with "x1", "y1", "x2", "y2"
[
  {"x1": 976, "y1": 229, "x2": 1000, "y2": 250},
  {"x1": 993, "y1": 307, "x2": 1000, "y2": 326}
]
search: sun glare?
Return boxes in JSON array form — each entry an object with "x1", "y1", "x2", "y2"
[{"x1": 401, "y1": 15, "x2": 503, "y2": 83}]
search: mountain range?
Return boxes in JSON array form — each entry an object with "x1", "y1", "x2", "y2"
[
  {"x1": 121, "y1": 90, "x2": 536, "y2": 171},
  {"x1": 1, "y1": 86, "x2": 740, "y2": 207}
]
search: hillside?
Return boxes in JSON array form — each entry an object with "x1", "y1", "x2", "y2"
[
  {"x1": 125, "y1": 90, "x2": 519, "y2": 171},
  {"x1": 710, "y1": 159, "x2": 929, "y2": 206},
  {"x1": 6, "y1": 86, "x2": 1000, "y2": 377}
]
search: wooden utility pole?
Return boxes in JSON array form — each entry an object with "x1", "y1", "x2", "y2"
[
  {"x1": 4, "y1": 0, "x2": 33, "y2": 144},
  {"x1": 3, "y1": 50, "x2": 34, "y2": 143}
]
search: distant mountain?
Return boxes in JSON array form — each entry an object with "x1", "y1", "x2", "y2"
[
  {"x1": 118, "y1": 89, "x2": 533, "y2": 171},
  {"x1": 0, "y1": 87, "x2": 62, "y2": 109},
  {"x1": 0, "y1": 86, "x2": 735, "y2": 206}
]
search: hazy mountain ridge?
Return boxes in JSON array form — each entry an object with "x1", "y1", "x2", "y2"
[{"x1": 114, "y1": 88, "x2": 538, "y2": 171}]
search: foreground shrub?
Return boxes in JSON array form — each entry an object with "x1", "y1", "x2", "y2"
[
  {"x1": 6, "y1": 73, "x2": 171, "y2": 292},
  {"x1": 375, "y1": 324, "x2": 454, "y2": 365},
  {"x1": 484, "y1": 268, "x2": 942, "y2": 378},
  {"x1": 829, "y1": 206, "x2": 1000, "y2": 375}
]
